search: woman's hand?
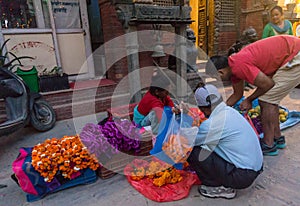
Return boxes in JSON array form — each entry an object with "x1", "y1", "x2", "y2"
[
  {"x1": 172, "y1": 107, "x2": 181, "y2": 114},
  {"x1": 180, "y1": 102, "x2": 190, "y2": 114},
  {"x1": 172, "y1": 102, "x2": 190, "y2": 114}
]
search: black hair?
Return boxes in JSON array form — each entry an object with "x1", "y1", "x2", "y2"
[
  {"x1": 205, "y1": 55, "x2": 228, "y2": 76},
  {"x1": 271, "y1": 5, "x2": 283, "y2": 15},
  {"x1": 193, "y1": 81, "x2": 206, "y2": 93},
  {"x1": 149, "y1": 86, "x2": 167, "y2": 95}
]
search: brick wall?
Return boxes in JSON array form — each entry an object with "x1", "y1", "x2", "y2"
[
  {"x1": 99, "y1": 0, "x2": 128, "y2": 82},
  {"x1": 245, "y1": 12, "x2": 265, "y2": 37},
  {"x1": 240, "y1": 0, "x2": 266, "y2": 38},
  {"x1": 213, "y1": 0, "x2": 268, "y2": 55},
  {"x1": 218, "y1": 32, "x2": 238, "y2": 55}
]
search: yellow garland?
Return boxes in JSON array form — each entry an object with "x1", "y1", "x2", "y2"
[
  {"x1": 31, "y1": 135, "x2": 99, "y2": 182},
  {"x1": 130, "y1": 160, "x2": 183, "y2": 187}
]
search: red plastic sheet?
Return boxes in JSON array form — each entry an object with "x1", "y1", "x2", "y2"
[{"x1": 124, "y1": 158, "x2": 201, "y2": 202}]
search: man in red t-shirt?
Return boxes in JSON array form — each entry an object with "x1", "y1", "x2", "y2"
[{"x1": 206, "y1": 35, "x2": 300, "y2": 156}]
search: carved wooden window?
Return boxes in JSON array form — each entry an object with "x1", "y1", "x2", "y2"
[
  {"x1": 219, "y1": 1, "x2": 236, "y2": 26},
  {"x1": 198, "y1": 9, "x2": 206, "y2": 35},
  {"x1": 153, "y1": 0, "x2": 174, "y2": 6}
]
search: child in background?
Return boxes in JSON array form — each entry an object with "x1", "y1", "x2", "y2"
[
  {"x1": 262, "y1": 5, "x2": 293, "y2": 38},
  {"x1": 133, "y1": 70, "x2": 175, "y2": 135}
]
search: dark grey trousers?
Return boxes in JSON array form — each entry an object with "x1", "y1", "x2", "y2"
[{"x1": 187, "y1": 146, "x2": 263, "y2": 189}]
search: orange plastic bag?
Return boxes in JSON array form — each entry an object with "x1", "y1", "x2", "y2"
[{"x1": 124, "y1": 158, "x2": 201, "y2": 202}]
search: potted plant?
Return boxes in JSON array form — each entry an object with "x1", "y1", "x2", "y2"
[
  {"x1": 0, "y1": 39, "x2": 38, "y2": 92},
  {"x1": 0, "y1": 38, "x2": 34, "y2": 69},
  {"x1": 38, "y1": 66, "x2": 70, "y2": 92}
]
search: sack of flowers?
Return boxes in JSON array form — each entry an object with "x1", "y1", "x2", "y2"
[
  {"x1": 80, "y1": 119, "x2": 153, "y2": 179},
  {"x1": 11, "y1": 135, "x2": 99, "y2": 202}
]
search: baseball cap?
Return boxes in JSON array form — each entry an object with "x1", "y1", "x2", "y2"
[{"x1": 194, "y1": 84, "x2": 222, "y2": 107}]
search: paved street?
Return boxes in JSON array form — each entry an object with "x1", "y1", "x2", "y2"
[{"x1": 0, "y1": 87, "x2": 300, "y2": 206}]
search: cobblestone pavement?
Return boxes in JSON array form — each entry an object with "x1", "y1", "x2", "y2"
[{"x1": 0, "y1": 87, "x2": 299, "y2": 206}]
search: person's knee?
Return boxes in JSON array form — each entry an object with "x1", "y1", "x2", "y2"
[{"x1": 228, "y1": 169, "x2": 260, "y2": 189}]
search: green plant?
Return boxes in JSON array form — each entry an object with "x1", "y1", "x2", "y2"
[
  {"x1": 41, "y1": 66, "x2": 63, "y2": 76},
  {"x1": 0, "y1": 38, "x2": 34, "y2": 70}
]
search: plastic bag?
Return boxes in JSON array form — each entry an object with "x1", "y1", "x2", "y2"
[
  {"x1": 124, "y1": 158, "x2": 201, "y2": 202},
  {"x1": 150, "y1": 107, "x2": 184, "y2": 169},
  {"x1": 188, "y1": 107, "x2": 207, "y2": 127},
  {"x1": 162, "y1": 112, "x2": 199, "y2": 163}
]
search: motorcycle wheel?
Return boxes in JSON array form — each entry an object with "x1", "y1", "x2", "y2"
[{"x1": 30, "y1": 99, "x2": 56, "y2": 132}]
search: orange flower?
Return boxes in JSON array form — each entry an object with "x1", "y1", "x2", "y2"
[
  {"x1": 130, "y1": 160, "x2": 182, "y2": 187},
  {"x1": 31, "y1": 135, "x2": 99, "y2": 182}
]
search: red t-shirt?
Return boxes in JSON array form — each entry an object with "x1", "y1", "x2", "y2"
[
  {"x1": 228, "y1": 35, "x2": 300, "y2": 84},
  {"x1": 137, "y1": 91, "x2": 174, "y2": 121}
]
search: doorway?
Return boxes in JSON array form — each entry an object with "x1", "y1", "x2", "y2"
[{"x1": 87, "y1": 0, "x2": 106, "y2": 77}]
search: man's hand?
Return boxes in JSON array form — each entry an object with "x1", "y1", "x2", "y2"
[
  {"x1": 226, "y1": 80, "x2": 244, "y2": 106},
  {"x1": 240, "y1": 98, "x2": 252, "y2": 112}
]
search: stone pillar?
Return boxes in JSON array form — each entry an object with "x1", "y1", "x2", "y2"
[
  {"x1": 175, "y1": 24, "x2": 188, "y2": 103},
  {"x1": 125, "y1": 26, "x2": 142, "y2": 102}
]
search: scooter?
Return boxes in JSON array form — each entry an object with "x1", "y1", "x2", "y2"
[{"x1": 0, "y1": 66, "x2": 56, "y2": 137}]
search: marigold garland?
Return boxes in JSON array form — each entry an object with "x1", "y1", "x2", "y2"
[
  {"x1": 130, "y1": 160, "x2": 183, "y2": 187},
  {"x1": 31, "y1": 135, "x2": 99, "y2": 182}
]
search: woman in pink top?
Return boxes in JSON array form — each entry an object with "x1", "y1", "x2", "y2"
[{"x1": 206, "y1": 35, "x2": 300, "y2": 156}]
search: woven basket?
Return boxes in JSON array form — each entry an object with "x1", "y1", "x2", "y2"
[
  {"x1": 107, "y1": 103, "x2": 137, "y2": 120},
  {"x1": 97, "y1": 131, "x2": 153, "y2": 179}
]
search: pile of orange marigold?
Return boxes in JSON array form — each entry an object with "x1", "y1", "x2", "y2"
[
  {"x1": 130, "y1": 160, "x2": 183, "y2": 187},
  {"x1": 31, "y1": 135, "x2": 99, "y2": 182}
]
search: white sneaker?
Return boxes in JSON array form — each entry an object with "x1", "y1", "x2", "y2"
[{"x1": 198, "y1": 185, "x2": 236, "y2": 199}]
